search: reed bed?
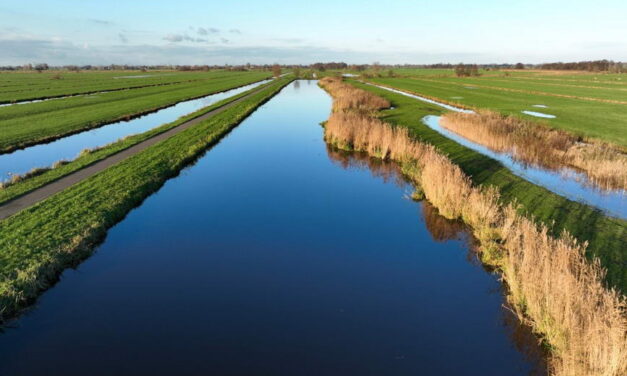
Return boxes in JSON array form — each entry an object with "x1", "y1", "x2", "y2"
[
  {"x1": 319, "y1": 76, "x2": 627, "y2": 376},
  {"x1": 440, "y1": 111, "x2": 627, "y2": 191}
]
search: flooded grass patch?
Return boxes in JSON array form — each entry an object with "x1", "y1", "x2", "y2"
[{"x1": 522, "y1": 110, "x2": 557, "y2": 118}]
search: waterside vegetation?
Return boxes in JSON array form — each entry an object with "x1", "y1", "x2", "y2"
[
  {"x1": 318, "y1": 76, "x2": 627, "y2": 376},
  {"x1": 440, "y1": 110, "x2": 627, "y2": 191}
]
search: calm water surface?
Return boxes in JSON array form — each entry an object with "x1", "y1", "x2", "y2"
[
  {"x1": 0, "y1": 79, "x2": 271, "y2": 181},
  {"x1": 0, "y1": 81, "x2": 543, "y2": 375}
]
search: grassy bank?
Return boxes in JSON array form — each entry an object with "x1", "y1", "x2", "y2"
[
  {"x1": 349, "y1": 80, "x2": 627, "y2": 292},
  {"x1": 0, "y1": 77, "x2": 292, "y2": 323},
  {"x1": 0, "y1": 78, "x2": 282, "y2": 206},
  {"x1": 0, "y1": 71, "x2": 270, "y2": 153},
  {"x1": 320, "y1": 77, "x2": 626, "y2": 376}
]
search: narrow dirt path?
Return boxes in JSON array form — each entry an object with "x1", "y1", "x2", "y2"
[{"x1": 0, "y1": 83, "x2": 273, "y2": 220}]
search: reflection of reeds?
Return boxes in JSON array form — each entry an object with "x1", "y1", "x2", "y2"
[
  {"x1": 325, "y1": 145, "x2": 406, "y2": 187},
  {"x1": 420, "y1": 201, "x2": 466, "y2": 242},
  {"x1": 320, "y1": 76, "x2": 627, "y2": 376},
  {"x1": 440, "y1": 111, "x2": 627, "y2": 191}
]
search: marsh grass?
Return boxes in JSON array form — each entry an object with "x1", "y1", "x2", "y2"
[
  {"x1": 441, "y1": 111, "x2": 627, "y2": 191},
  {"x1": 320, "y1": 76, "x2": 627, "y2": 376}
]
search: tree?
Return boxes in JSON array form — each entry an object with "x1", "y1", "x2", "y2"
[
  {"x1": 272, "y1": 64, "x2": 281, "y2": 78},
  {"x1": 372, "y1": 61, "x2": 381, "y2": 76},
  {"x1": 454, "y1": 63, "x2": 468, "y2": 77},
  {"x1": 34, "y1": 63, "x2": 49, "y2": 73},
  {"x1": 515, "y1": 62, "x2": 525, "y2": 70}
]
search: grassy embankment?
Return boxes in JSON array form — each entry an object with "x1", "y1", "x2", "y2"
[
  {"x1": 366, "y1": 75, "x2": 627, "y2": 148},
  {"x1": 348, "y1": 79, "x2": 627, "y2": 291},
  {"x1": 0, "y1": 71, "x2": 271, "y2": 153},
  {"x1": 0, "y1": 78, "x2": 283, "y2": 205},
  {"x1": 0, "y1": 76, "x2": 292, "y2": 322},
  {"x1": 0, "y1": 70, "x2": 239, "y2": 103},
  {"x1": 320, "y1": 77, "x2": 626, "y2": 376}
]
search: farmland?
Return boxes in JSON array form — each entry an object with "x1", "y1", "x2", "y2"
[
  {"x1": 0, "y1": 70, "x2": 271, "y2": 152},
  {"x1": 0, "y1": 66, "x2": 624, "y2": 375},
  {"x1": 0, "y1": 70, "x2": 240, "y2": 103},
  {"x1": 366, "y1": 69, "x2": 627, "y2": 147}
]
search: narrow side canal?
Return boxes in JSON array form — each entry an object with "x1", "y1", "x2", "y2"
[{"x1": 0, "y1": 79, "x2": 271, "y2": 181}]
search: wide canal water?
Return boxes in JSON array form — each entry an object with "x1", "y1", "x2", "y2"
[{"x1": 0, "y1": 81, "x2": 543, "y2": 375}]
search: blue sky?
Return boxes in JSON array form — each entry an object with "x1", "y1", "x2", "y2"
[{"x1": 1, "y1": 0, "x2": 626, "y2": 65}]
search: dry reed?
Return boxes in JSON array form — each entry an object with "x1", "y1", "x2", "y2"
[
  {"x1": 320, "y1": 76, "x2": 627, "y2": 376},
  {"x1": 440, "y1": 111, "x2": 627, "y2": 191}
]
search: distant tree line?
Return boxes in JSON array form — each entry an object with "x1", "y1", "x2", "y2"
[
  {"x1": 310, "y1": 62, "x2": 348, "y2": 71},
  {"x1": 454, "y1": 64, "x2": 480, "y2": 77},
  {"x1": 1, "y1": 60, "x2": 625, "y2": 73},
  {"x1": 539, "y1": 60, "x2": 624, "y2": 72}
]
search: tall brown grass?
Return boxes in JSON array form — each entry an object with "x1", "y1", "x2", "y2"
[
  {"x1": 441, "y1": 111, "x2": 627, "y2": 191},
  {"x1": 319, "y1": 77, "x2": 390, "y2": 113},
  {"x1": 320, "y1": 76, "x2": 627, "y2": 376}
]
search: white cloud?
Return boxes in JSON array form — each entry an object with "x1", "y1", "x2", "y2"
[{"x1": 89, "y1": 19, "x2": 114, "y2": 26}]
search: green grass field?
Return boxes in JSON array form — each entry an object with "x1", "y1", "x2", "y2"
[
  {"x1": 0, "y1": 76, "x2": 292, "y2": 322},
  {"x1": 365, "y1": 70, "x2": 627, "y2": 148},
  {"x1": 0, "y1": 70, "x2": 245, "y2": 103},
  {"x1": 0, "y1": 71, "x2": 271, "y2": 152},
  {"x1": 348, "y1": 79, "x2": 627, "y2": 292}
]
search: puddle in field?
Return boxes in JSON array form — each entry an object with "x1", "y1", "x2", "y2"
[
  {"x1": 532, "y1": 104, "x2": 548, "y2": 108},
  {"x1": 522, "y1": 110, "x2": 556, "y2": 119},
  {"x1": 0, "y1": 79, "x2": 272, "y2": 181},
  {"x1": 450, "y1": 96, "x2": 464, "y2": 99}
]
